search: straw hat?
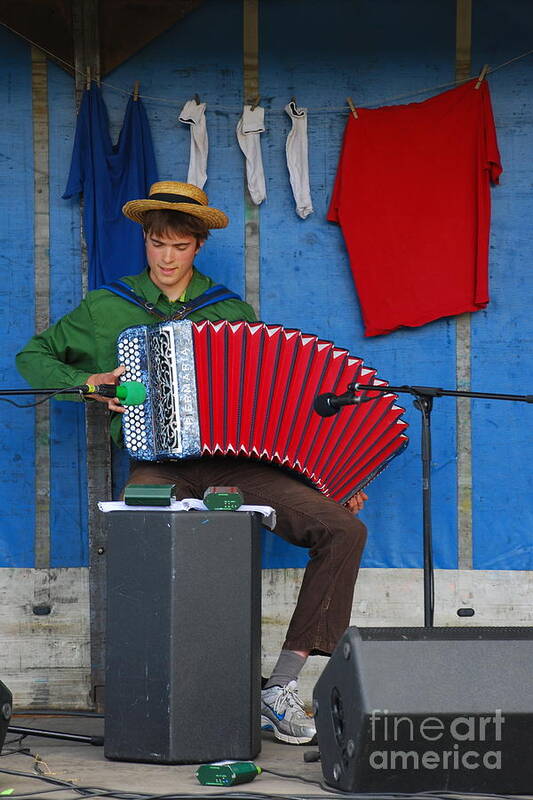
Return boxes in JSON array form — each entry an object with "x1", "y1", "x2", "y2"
[{"x1": 122, "y1": 181, "x2": 229, "y2": 228}]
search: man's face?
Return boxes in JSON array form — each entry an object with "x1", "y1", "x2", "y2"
[{"x1": 145, "y1": 229, "x2": 202, "y2": 298}]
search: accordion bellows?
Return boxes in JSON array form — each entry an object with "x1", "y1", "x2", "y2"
[{"x1": 118, "y1": 320, "x2": 408, "y2": 503}]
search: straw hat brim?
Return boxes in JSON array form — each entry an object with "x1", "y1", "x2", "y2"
[{"x1": 122, "y1": 199, "x2": 229, "y2": 229}]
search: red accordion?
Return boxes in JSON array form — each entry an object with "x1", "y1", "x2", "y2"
[{"x1": 118, "y1": 320, "x2": 409, "y2": 503}]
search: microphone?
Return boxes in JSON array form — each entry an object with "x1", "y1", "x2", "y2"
[
  {"x1": 82, "y1": 381, "x2": 146, "y2": 406},
  {"x1": 313, "y1": 390, "x2": 359, "y2": 417}
]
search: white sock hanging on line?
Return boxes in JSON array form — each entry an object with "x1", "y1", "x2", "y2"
[
  {"x1": 285, "y1": 101, "x2": 313, "y2": 219},
  {"x1": 236, "y1": 105, "x2": 266, "y2": 205},
  {"x1": 179, "y1": 99, "x2": 208, "y2": 189}
]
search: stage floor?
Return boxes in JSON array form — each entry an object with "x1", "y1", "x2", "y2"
[{"x1": 1, "y1": 714, "x2": 327, "y2": 798}]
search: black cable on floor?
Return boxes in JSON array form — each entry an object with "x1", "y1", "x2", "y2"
[{"x1": 12, "y1": 711, "x2": 104, "y2": 719}]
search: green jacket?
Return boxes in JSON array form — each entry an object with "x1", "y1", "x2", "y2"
[{"x1": 16, "y1": 267, "x2": 257, "y2": 445}]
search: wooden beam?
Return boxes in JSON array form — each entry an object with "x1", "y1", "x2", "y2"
[
  {"x1": 31, "y1": 47, "x2": 51, "y2": 570},
  {"x1": 72, "y1": 0, "x2": 110, "y2": 712},
  {"x1": 99, "y1": 0, "x2": 205, "y2": 76},
  {"x1": 455, "y1": 0, "x2": 473, "y2": 571},
  {"x1": 0, "y1": 0, "x2": 206, "y2": 78},
  {"x1": 243, "y1": 0, "x2": 260, "y2": 316}
]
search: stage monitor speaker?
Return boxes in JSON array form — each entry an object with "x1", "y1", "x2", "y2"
[
  {"x1": 103, "y1": 510, "x2": 262, "y2": 764},
  {"x1": 313, "y1": 626, "x2": 533, "y2": 793},
  {"x1": 0, "y1": 681, "x2": 12, "y2": 753}
]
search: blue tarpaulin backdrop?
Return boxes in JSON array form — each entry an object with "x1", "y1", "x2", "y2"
[{"x1": 1, "y1": 0, "x2": 532, "y2": 571}]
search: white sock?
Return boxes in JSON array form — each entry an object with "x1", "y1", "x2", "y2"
[
  {"x1": 285, "y1": 101, "x2": 313, "y2": 219},
  {"x1": 264, "y1": 650, "x2": 307, "y2": 690},
  {"x1": 179, "y1": 99, "x2": 208, "y2": 189},
  {"x1": 236, "y1": 105, "x2": 266, "y2": 205}
]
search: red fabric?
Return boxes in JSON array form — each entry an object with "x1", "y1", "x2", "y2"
[{"x1": 328, "y1": 79, "x2": 502, "y2": 337}]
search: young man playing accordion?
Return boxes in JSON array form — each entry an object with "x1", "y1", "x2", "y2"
[{"x1": 17, "y1": 181, "x2": 367, "y2": 745}]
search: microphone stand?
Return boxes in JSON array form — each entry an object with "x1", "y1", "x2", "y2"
[
  {"x1": 1, "y1": 383, "x2": 144, "y2": 404},
  {"x1": 0, "y1": 387, "x2": 86, "y2": 400},
  {"x1": 347, "y1": 382, "x2": 533, "y2": 627},
  {"x1": 8, "y1": 724, "x2": 103, "y2": 746}
]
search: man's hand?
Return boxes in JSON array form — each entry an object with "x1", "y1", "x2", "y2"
[
  {"x1": 85, "y1": 366, "x2": 126, "y2": 413},
  {"x1": 344, "y1": 490, "x2": 368, "y2": 514}
]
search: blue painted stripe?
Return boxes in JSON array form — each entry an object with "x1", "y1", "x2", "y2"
[
  {"x1": 0, "y1": 28, "x2": 36, "y2": 567},
  {"x1": 48, "y1": 63, "x2": 89, "y2": 567},
  {"x1": 471, "y1": 1, "x2": 533, "y2": 570}
]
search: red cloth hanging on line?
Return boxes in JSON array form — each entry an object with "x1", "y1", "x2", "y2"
[{"x1": 328, "y1": 79, "x2": 502, "y2": 337}]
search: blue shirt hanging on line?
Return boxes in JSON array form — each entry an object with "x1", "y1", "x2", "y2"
[{"x1": 63, "y1": 83, "x2": 158, "y2": 289}]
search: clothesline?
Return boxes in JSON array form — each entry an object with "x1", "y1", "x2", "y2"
[
  {"x1": 1, "y1": 19, "x2": 532, "y2": 114},
  {"x1": 118, "y1": 49, "x2": 533, "y2": 112}
]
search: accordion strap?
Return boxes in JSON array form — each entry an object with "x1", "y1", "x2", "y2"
[
  {"x1": 102, "y1": 280, "x2": 242, "y2": 321},
  {"x1": 170, "y1": 284, "x2": 242, "y2": 320}
]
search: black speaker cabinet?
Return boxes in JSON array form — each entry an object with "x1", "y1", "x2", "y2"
[
  {"x1": 0, "y1": 681, "x2": 12, "y2": 753},
  {"x1": 103, "y1": 510, "x2": 262, "y2": 764},
  {"x1": 314, "y1": 626, "x2": 533, "y2": 793}
]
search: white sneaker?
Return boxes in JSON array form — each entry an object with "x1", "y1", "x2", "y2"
[{"x1": 261, "y1": 680, "x2": 317, "y2": 745}]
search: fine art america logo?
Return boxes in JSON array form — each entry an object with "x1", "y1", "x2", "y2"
[{"x1": 369, "y1": 709, "x2": 505, "y2": 771}]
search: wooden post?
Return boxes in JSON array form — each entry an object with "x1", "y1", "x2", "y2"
[
  {"x1": 455, "y1": 0, "x2": 473, "y2": 571},
  {"x1": 72, "y1": 0, "x2": 110, "y2": 712},
  {"x1": 243, "y1": 0, "x2": 260, "y2": 316},
  {"x1": 31, "y1": 47, "x2": 51, "y2": 572}
]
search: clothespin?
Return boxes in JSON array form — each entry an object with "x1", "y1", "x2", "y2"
[
  {"x1": 250, "y1": 95, "x2": 260, "y2": 111},
  {"x1": 133, "y1": 81, "x2": 140, "y2": 101},
  {"x1": 475, "y1": 64, "x2": 489, "y2": 89},
  {"x1": 347, "y1": 96, "x2": 358, "y2": 119},
  {"x1": 194, "y1": 93, "x2": 201, "y2": 105},
  {"x1": 86, "y1": 66, "x2": 91, "y2": 90}
]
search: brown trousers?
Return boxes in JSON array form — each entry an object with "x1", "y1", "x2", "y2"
[{"x1": 127, "y1": 456, "x2": 367, "y2": 656}]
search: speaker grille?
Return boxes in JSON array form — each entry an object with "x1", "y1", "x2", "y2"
[{"x1": 358, "y1": 625, "x2": 533, "y2": 641}]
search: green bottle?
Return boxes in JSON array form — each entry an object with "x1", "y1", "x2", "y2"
[{"x1": 196, "y1": 761, "x2": 262, "y2": 786}]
